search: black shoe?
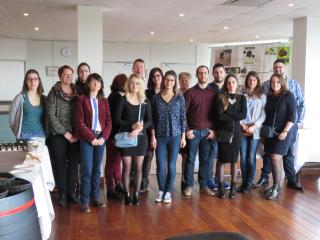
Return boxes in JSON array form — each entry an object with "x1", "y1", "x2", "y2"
[
  {"x1": 217, "y1": 181, "x2": 226, "y2": 199},
  {"x1": 107, "y1": 190, "x2": 121, "y2": 199},
  {"x1": 242, "y1": 184, "x2": 253, "y2": 193},
  {"x1": 125, "y1": 192, "x2": 132, "y2": 205},
  {"x1": 267, "y1": 184, "x2": 281, "y2": 200},
  {"x1": 68, "y1": 194, "x2": 81, "y2": 204},
  {"x1": 132, "y1": 192, "x2": 141, "y2": 206},
  {"x1": 115, "y1": 183, "x2": 125, "y2": 194},
  {"x1": 255, "y1": 178, "x2": 269, "y2": 188},
  {"x1": 59, "y1": 194, "x2": 67, "y2": 207},
  {"x1": 229, "y1": 182, "x2": 236, "y2": 199},
  {"x1": 140, "y1": 178, "x2": 149, "y2": 193},
  {"x1": 91, "y1": 199, "x2": 106, "y2": 208},
  {"x1": 287, "y1": 181, "x2": 304, "y2": 191},
  {"x1": 237, "y1": 183, "x2": 246, "y2": 193}
]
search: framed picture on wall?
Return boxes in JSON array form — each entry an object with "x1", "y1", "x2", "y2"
[{"x1": 46, "y1": 66, "x2": 59, "y2": 76}]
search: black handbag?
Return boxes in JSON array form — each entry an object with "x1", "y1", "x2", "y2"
[{"x1": 216, "y1": 130, "x2": 233, "y2": 144}]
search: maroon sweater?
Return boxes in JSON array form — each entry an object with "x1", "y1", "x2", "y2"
[
  {"x1": 184, "y1": 84, "x2": 217, "y2": 131},
  {"x1": 75, "y1": 95, "x2": 112, "y2": 142}
]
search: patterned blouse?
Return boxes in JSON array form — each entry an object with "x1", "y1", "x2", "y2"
[{"x1": 151, "y1": 94, "x2": 186, "y2": 138}]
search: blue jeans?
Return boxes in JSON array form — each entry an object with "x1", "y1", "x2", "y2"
[
  {"x1": 156, "y1": 136, "x2": 180, "y2": 193},
  {"x1": 184, "y1": 129, "x2": 211, "y2": 188},
  {"x1": 80, "y1": 134, "x2": 105, "y2": 205},
  {"x1": 240, "y1": 136, "x2": 260, "y2": 185},
  {"x1": 208, "y1": 140, "x2": 219, "y2": 184},
  {"x1": 260, "y1": 124, "x2": 298, "y2": 182}
]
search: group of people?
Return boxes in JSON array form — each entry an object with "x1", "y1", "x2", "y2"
[{"x1": 8, "y1": 57, "x2": 305, "y2": 214}]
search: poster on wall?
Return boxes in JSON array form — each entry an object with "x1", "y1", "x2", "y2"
[
  {"x1": 215, "y1": 49, "x2": 232, "y2": 66},
  {"x1": 277, "y1": 46, "x2": 290, "y2": 64},
  {"x1": 242, "y1": 46, "x2": 256, "y2": 65}
]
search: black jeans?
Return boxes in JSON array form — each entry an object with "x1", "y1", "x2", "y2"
[
  {"x1": 260, "y1": 124, "x2": 298, "y2": 182},
  {"x1": 48, "y1": 134, "x2": 80, "y2": 197}
]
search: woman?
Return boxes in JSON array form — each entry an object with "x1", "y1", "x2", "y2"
[
  {"x1": 238, "y1": 71, "x2": 266, "y2": 193},
  {"x1": 47, "y1": 65, "x2": 80, "y2": 207},
  {"x1": 150, "y1": 70, "x2": 186, "y2": 203},
  {"x1": 75, "y1": 62, "x2": 90, "y2": 95},
  {"x1": 140, "y1": 67, "x2": 163, "y2": 192},
  {"x1": 9, "y1": 69, "x2": 46, "y2": 141},
  {"x1": 76, "y1": 73, "x2": 112, "y2": 213},
  {"x1": 216, "y1": 74, "x2": 247, "y2": 199},
  {"x1": 105, "y1": 74, "x2": 127, "y2": 199},
  {"x1": 262, "y1": 73, "x2": 297, "y2": 200},
  {"x1": 115, "y1": 74, "x2": 152, "y2": 206}
]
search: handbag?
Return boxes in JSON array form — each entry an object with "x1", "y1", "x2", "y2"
[
  {"x1": 260, "y1": 93, "x2": 283, "y2": 138},
  {"x1": 115, "y1": 103, "x2": 142, "y2": 148}
]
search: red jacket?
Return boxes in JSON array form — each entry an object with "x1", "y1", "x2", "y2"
[{"x1": 76, "y1": 95, "x2": 112, "y2": 143}]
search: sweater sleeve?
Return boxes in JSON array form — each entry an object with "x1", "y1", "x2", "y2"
[
  {"x1": 142, "y1": 99, "x2": 153, "y2": 130},
  {"x1": 286, "y1": 92, "x2": 297, "y2": 123},
  {"x1": 253, "y1": 94, "x2": 266, "y2": 127},
  {"x1": 46, "y1": 89, "x2": 68, "y2": 135},
  {"x1": 224, "y1": 95, "x2": 247, "y2": 121},
  {"x1": 179, "y1": 96, "x2": 186, "y2": 134},
  {"x1": 101, "y1": 98, "x2": 112, "y2": 141},
  {"x1": 114, "y1": 97, "x2": 132, "y2": 130}
]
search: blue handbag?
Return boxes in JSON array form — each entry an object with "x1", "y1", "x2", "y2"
[{"x1": 114, "y1": 103, "x2": 141, "y2": 148}]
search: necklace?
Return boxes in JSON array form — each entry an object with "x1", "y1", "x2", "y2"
[{"x1": 228, "y1": 94, "x2": 237, "y2": 105}]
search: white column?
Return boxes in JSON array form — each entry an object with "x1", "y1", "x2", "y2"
[
  {"x1": 77, "y1": 6, "x2": 103, "y2": 74},
  {"x1": 292, "y1": 17, "x2": 320, "y2": 161}
]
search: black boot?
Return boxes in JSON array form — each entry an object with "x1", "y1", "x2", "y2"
[
  {"x1": 124, "y1": 192, "x2": 132, "y2": 205},
  {"x1": 132, "y1": 192, "x2": 141, "y2": 206},
  {"x1": 217, "y1": 181, "x2": 225, "y2": 199},
  {"x1": 267, "y1": 184, "x2": 281, "y2": 200},
  {"x1": 229, "y1": 182, "x2": 236, "y2": 199},
  {"x1": 59, "y1": 193, "x2": 67, "y2": 207}
]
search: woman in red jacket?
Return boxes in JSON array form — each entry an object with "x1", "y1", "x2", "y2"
[{"x1": 76, "y1": 73, "x2": 112, "y2": 213}]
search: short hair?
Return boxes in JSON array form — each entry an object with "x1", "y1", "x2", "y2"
[
  {"x1": 268, "y1": 73, "x2": 289, "y2": 95},
  {"x1": 86, "y1": 73, "x2": 105, "y2": 98},
  {"x1": 110, "y1": 74, "x2": 127, "y2": 92},
  {"x1": 147, "y1": 67, "x2": 163, "y2": 90},
  {"x1": 125, "y1": 74, "x2": 145, "y2": 103},
  {"x1": 22, "y1": 69, "x2": 44, "y2": 95},
  {"x1": 58, "y1": 65, "x2": 74, "y2": 77},
  {"x1": 244, "y1": 71, "x2": 263, "y2": 97},
  {"x1": 196, "y1": 65, "x2": 209, "y2": 75},
  {"x1": 77, "y1": 62, "x2": 90, "y2": 75},
  {"x1": 178, "y1": 72, "x2": 191, "y2": 81},
  {"x1": 133, "y1": 58, "x2": 145, "y2": 67},
  {"x1": 273, "y1": 59, "x2": 286, "y2": 66},
  {"x1": 212, "y1": 63, "x2": 225, "y2": 72},
  {"x1": 161, "y1": 70, "x2": 178, "y2": 94}
]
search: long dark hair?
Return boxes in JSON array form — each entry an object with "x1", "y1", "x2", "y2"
[
  {"x1": 219, "y1": 74, "x2": 240, "y2": 111},
  {"x1": 147, "y1": 67, "x2": 163, "y2": 90},
  {"x1": 245, "y1": 71, "x2": 263, "y2": 97},
  {"x1": 86, "y1": 73, "x2": 105, "y2": 98},
  {"x1": 22, "y1": 69, "x2": 44, "y2": 95},
  {"x1": 268, "y1": 73, "x2": 289, "y2": 96},
  {"x1": 160, "y1": 70, "x2": 178, "y2": 94},
  {"x1": 110, "y1": 74, "x2": 127, "y2": 93}
]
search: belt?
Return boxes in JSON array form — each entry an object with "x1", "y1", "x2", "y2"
[{"x1": 92, "y1": 130, "x2": 101, "y2": 134}]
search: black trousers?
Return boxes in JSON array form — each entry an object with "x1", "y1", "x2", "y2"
[{"x1": 48, "y1": 134, "x2": 80, "y2": 196}]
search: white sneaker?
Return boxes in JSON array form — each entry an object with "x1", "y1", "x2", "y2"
[
  {"x1": 163, "y1": 192, "x2": 172, "y2": 203},
  {"x1": 155, "y1": 191, "x2": 164, "y2": 203}
]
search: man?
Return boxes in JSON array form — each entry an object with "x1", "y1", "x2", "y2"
[
  {"x1": 183, "y1": 66, "x2": 217, "y2": 196},
  {"x1": 177, "y1": 72, "x2": 191, "y2": 96},
  {"x1": 75, "y1": 62, "x2": 90, "y2": 95},
  {"x1": 207, "y1": 63, "x2": 230, "y2": 191},
  {"x1": 132, "y1": 58, "x2": 146, "y2": 80},
  {"x1": 256, "y1": 59, "x2": 306, "y2": 191}
]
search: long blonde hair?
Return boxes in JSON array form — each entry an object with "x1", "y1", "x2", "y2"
[{"x1": 125, "y1": 74, "x2": 146, "y2": 103}]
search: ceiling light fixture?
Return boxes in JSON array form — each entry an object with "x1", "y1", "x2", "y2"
[
  {"x1": 150, "y1": 31, "x2": 155, "y2": 35},
  {"x1": 23, "y1": 13, "x2": 29, "y2": 16},
  {"x1": 189, "y1": 38, "x2": 194, "y2": 42},
  {"x1": 288, "y1": 3, "x2": 294, "y2": 7},
  {"x1": 179, "y1": 13, "x2": 184, "y2": 17},
  {"x1": 255, "y1": 35, "x2": 260, "y2": 38},
  {"x1": 34, "y1": 27, "x2": 39, "y2": 31},
  {"x1": 224, "y1": 26, "x2": 228, "y2": 30}
]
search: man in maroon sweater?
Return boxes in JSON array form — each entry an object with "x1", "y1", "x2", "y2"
[{"x1": 183, "y1": 65, "x2": 217, "y2": 196}]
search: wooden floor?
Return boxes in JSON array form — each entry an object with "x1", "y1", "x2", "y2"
[{"x1": 48, "y1": 171, "x2": 320, "y2": 240}]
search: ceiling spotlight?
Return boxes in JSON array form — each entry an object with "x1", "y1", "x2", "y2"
[
  {"x1": 34, "y1": 27, "x2": 39, "y2": 31},
  {"x1": 189, "y1": 38, "x2": 194, "y2": 42},
  {"x1": 224, "y1": 26, "x2": 228, "y2": 30},
  {"x1": 255, "y1": 35, "x2": 260, "y2": 39},
  {"x1": 150, "y1": 31, "x2": 155, "y2": 35},
  {"x1": 288, "y1": 3, "x2": 294, "y2": 7},
  {"x1": 179, "y1": 13, "x2": 184, "y2": 17},
  {"x1": 23, "y1": 13, "x2": 29, "y2": 16}
]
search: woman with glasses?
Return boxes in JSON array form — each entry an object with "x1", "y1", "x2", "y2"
[
  {"x1": 115, "y1": 74, "x2": 152, "y2": 206},
  {"x1": 9, "y1": 69, "x2": 46, "y2": 141}
]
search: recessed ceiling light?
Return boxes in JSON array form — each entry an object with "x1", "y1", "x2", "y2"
[
  {"x1": 189, "y1": 38, "x2": 194, "y2": 42},
  {"x1": 150, "y1": 31, "x2": 155, "y2": 35},
  {"x1": 255, "y1": 35, "x2": 260, "y2": 39},
  {"x1": 34, "y1": 27, "x2": 39, "y2": 31},
  {"x1": 179, "y1": 13, "x2": 184, "y2": 17},
  {"x1": 288, "y1": 3, "x2": 294, "y2": 7},
  {"x1": 23, "y1": 13, "x2": 29, "y2": 16},
  {"x1": 224, "y1": 26, "x2": 228, "y2": 30}
]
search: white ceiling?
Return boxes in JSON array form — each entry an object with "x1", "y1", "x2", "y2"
[{"x1": 0, "y1": 0, "x2": 320, "y2": 43}]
